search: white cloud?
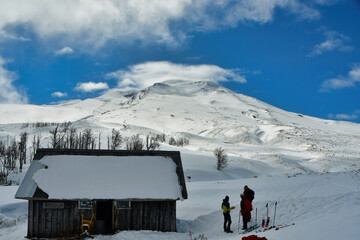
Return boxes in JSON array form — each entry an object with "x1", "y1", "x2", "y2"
[
  {"x1": 55, "y1": 47, "x2": 74, "y2": 56},
  {"x1": 321, "y1": 64, "x2": 360, "y2": 92},
  {"x1": 51, "y1": 91, "x2": 67, "y2": 98},
  {"x1": 0, "y1": 0, "x2": 320, "y2": 48},
  {"x1": 0, "y1": 29, "x2": 30, "y2": 42},
  {"x1": 75, "y1": 82, "x2": 109, "y2": 92},
  {"x1": 328, "y1": 110, "x2": 360, "y2": 121},
  {"x1": 106, "y1": 61, "x2": 247, "y2": 91},
  {"x1": 309, "y1": 30, "x2": 353, "y2": 57},
  {"x1": 0, "y1": 56, "x2": 27, "y2": 104}
]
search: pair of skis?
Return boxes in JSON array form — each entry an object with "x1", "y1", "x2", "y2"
[
  {"x1": 256, "y1": 223, "x2": 295, "y2": 233},
  {"x1": 261, "y1": 201, "x2": 277, "y2": 228}
]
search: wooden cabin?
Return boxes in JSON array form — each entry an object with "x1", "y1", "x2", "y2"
[{"x1": 15, "y1": 149, "x2": 188, "y2": 239}]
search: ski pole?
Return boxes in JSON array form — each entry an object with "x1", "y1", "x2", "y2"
[
  {"x1": 255, "y1": 208, "x2": 257, "y2": 226},
  {"x1": 273, "y1": 202, "x2": 277, "y2": 227},
  {"x1": 238, "y1": 209, "x2": 241, "y2": 234}
]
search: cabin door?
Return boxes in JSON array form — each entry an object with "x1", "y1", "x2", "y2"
[{"x1": 96, "y1": 201, "x2": 113, "y2": 234}]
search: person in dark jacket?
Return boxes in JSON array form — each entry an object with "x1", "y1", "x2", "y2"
[
  {"x1": 221, "y1": 196, "x2": 235, "y2": 233},
  {"x1": 240, "y1": 193, "x2": 253, "y2": 230},
  {"x1": 243, "y1": 185, "x2": 255, "y2": 203}
]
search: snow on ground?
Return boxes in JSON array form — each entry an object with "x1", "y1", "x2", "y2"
[
  {"x1": 0, "y1": 186, "x2": 27, "y2": 240},
  {"x1": 1, "y1": 156, "x2": 360, "y2": 240}
]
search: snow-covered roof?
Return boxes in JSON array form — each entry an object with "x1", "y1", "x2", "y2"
[{"x1": 15, "y1": 149, "x2": 187, "y2": 200}]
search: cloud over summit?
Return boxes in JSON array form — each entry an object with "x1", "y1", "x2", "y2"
[{"x1": 106, "y1": 61, "x2": 247, "y2": 91}]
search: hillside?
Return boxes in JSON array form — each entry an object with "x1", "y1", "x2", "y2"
[
  {"x1": 1, "y1": 80, "x2": 359, "y2": 178},
  {"x1": 1, "y1": 80, "x2": 360, "y2": 240}
]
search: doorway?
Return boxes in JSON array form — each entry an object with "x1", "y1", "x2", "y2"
[{"x1": 96, "y1": 201, "x2": 113, "y2": 234}]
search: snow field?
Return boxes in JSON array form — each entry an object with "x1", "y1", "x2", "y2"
[{"x1": 1, "y1": 171, "x2": 360, "y2": 240}]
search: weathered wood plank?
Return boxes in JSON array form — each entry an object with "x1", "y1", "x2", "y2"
[
  {"x1": 126, "y1": 209, "x2": 131, "y2": 230},
  {"x1": 40, "y1": 201, "x2": 46, "y2": 237},
  {"x1": 33, "y1": 200, "x2": 39, "y2": 237},
  {"x1": 28, "y1": 200, "x2": 33, "y2": 238},
  {"x1": 143, "y1": 202, "x2": 149, "y2": 230},
  {"x1": 139, "y1": 202, "x2": 143, "y2": 230},
  {"x1": 171, "y1": 201, "x2": 176, "y2": 231},
  {"x1": 74, "y1": 201, "x2": 80, "y2": 235},
  {"x1": 57, "y1": 207, "x2": 62, "y2": 237},
  {"x1": 63, "y1": 201, "x2": 69, "y2": 236},
  {"x1": 45, "y1": 208, "x2": 52, "y2": 237},
  {"x1": 50, "y1": 209, "x2": 57, "y2": 237}
]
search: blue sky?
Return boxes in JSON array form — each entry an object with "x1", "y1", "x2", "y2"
[{"x1": 0, "y1": 0, "x2": 359, "y2": 122}]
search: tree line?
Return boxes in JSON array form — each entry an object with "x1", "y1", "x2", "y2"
[
  {"x1": 0, "y1": 132, "x2": 29, "y2": 185},
  {"x1": 0, "y1": 124, "x2": 190, "y2": 185}
]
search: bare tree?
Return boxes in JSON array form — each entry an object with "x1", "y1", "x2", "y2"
[
  {"x1": 81, "y1": 129, "x2": 95, "y2": 149},
  {"x1": 19, "y1": 132, "x2": 28, "y2": 172},
  {"x1": 0, "y1": 141, "x2": 8, "y2": 184},
  {"x1": 168, "y1": 136, "x2": 189, "y2": 147},
  {"x1": 110, "y1": 129, "x2": 122, "y2": 150},
  {"x1": 98, "y1": 132, "x2": 101, "y2": 150},
  {"x1": 30, "y1": 134, "x2": 41, "y2": 161},
  {"x1": 126, "y1": 135, "x2": 144, "y2": 150},
  {"x1": 49, "y1": 125, "x2": 62, "y2": 149},
  {"x1": 67, "y1": 128, "x2": 77, "y2": 149},
  {"x1": 9, "y1": 138, "x2": 18, "y2": 171},
  {"x1": 145, "y1": 133, "x2": 160, "y2": 151},
  {"x1": 155, "y1": 133, "x2": 166, "y2": 142},
  {"x1": 168, "y1": 137, "x2": 176, "y2": 146},
  {"x1": 176, "y1": 137, "x2": 189, "y2": 146},
  {"x1": 214, "y1": 147, "x2": 228, "y2": 171}
]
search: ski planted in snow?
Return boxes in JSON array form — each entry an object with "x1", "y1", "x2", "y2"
[
  {"x1": 265, "y1": 203, "x2": 270, "y2": 228},
  {"x1": 273, "y1": 201, "x2": 277, "y2": 227}
]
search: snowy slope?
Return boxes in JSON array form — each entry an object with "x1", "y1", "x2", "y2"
[
  {"x1": 1, "y1": 80, "x2": 360, "y2": 176},
  {"x1": 0, "y1": 80, "x2": 360, "y2": 240},
  {"x1": 1, "y1": 168, "x2": 360, "y2": 240}
]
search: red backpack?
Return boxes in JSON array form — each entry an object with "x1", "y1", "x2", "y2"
[{"x1": 242, "y1": 235, "x2": 268, "y2": 240}]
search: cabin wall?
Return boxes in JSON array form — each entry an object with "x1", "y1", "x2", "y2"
[
  {"x1": 27, "y1": 199, "x2": 177, "y2": 238},
  {"x1": 28, "y1": 200, "x2": 80, "y2": 238},
  {"x1": 114, "y1": 200, "x2": 176, "y2": 232}
]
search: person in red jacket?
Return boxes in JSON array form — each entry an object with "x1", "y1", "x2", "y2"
[
  {"x1": 240, "y1": 193, "x2": 252, "y2": 230},
  {"x1": 243, "y1": 185, "x2": 255, "y2": 203}
]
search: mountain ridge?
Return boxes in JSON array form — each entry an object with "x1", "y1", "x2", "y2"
[{"x1": 0, "y1": 80, "x2": 359, "y2": 175}]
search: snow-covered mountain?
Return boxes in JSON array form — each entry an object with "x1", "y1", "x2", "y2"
[
  {"x1": 1, "y1": 80, "x2": 360, "y2": 177},
  {"x1": 1, "y1": 80, "x2": 360, "y2": 240}
]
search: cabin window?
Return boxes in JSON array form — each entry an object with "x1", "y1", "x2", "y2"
[
  {"x1": 116, "y1": 200, "x2": 131, "y2": 209},
  {"x1": 79, "y1": 200, "x2": 94, "y2": 209}
]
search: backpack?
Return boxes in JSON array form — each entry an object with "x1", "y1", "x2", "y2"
[{"x1": 242, "y1": 235, "x2": 267, "y2": 240}]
